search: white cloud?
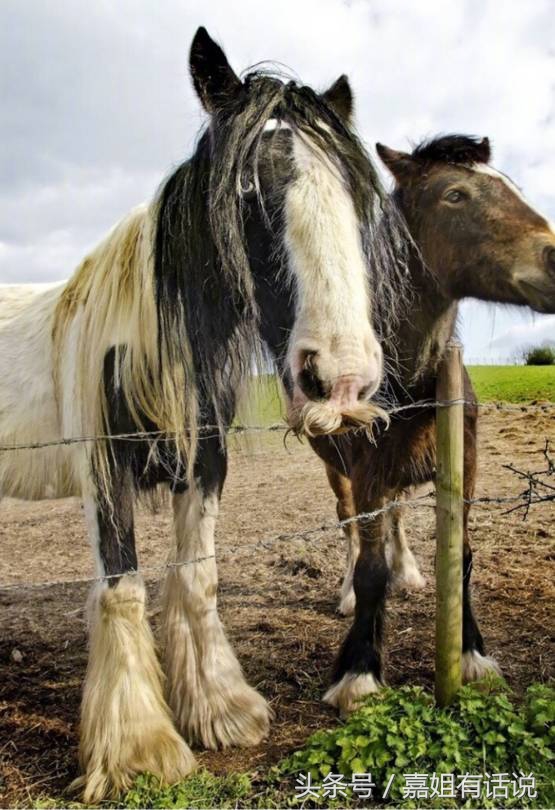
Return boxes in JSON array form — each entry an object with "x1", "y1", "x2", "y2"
[{"x1": 490, "y1": 313, "x2": 555, "y2": 349}]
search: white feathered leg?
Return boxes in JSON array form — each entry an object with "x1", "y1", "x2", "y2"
[
  {"x1": 76, "y1": 575, "x2": 195, "y2": 803},
  {"x1": 74, "y1": 489, "x2": 195, "y2": 803},
  {"x1": 162, "y1": 484, "x2": 270, "y2": 749},
  {"x1": 387, "y1": 500, "x2": 426, "y2": 591}
]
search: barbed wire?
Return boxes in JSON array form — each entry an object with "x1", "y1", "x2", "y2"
[
  {"x1": 0, "y1": 399, "x2": 551, "y2": 595},
  {"x1": 0, "y1": 493, "x2": 435, "y2": 593},
  {"x1": 0, "y1": 398, "x2": 552, "y2": 453},
  {"x1": 1, "y1": 473, "x2": 552, "y2": 594}
]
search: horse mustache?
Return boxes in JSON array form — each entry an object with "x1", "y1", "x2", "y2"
[{"x1": 288, "y1": 399, "x2": 389, "y2": 438}]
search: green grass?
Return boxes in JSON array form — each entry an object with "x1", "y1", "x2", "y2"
[
  {"x1": 467, "y1": 365, "x2": 555, "y2": 403},
  {"x1": 35, "y1": 682, "x2": 553, "y2": 809},
  {"x1": 33, "y1": 771, "x2": 262, "y2": 810},
  {"x1": 278, "y1": 681, "x2": 555, "y2": 808},
  {"x1": 121, "y1": 771, "x2": 255, "y2": 809}
]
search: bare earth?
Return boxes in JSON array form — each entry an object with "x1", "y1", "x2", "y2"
[{"x1": 0, "y1": 407, "x2": 553, "y2": 806}]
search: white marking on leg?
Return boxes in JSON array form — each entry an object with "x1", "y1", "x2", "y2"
[
  {"x1": 387, "y1": 503, "x2": 426, "y2": 591},
  {"x1": 338, "y1": 523, "x2": 359, "y2": 616},
  {"x1": 324, "y1": 672, "x2": 382, "y2": 716},
  {"x1": 162, "y1": 483, "x2": 270, "y2": 749},
  {"x1": 76, "y1": 575, "x2": 195, "y2": 803},
  {"x1": 462, "y1": 650, "x2": 501, "y2": 683}
]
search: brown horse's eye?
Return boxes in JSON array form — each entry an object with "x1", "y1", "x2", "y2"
[{"x1": 444, "y1": 189, "x2": 466, "y2": 204}]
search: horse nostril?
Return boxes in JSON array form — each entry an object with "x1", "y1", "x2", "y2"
[
  {"x1": 543, "y1": 246, "x2": 555, "y2": 274},
  {"x1": 297, "y1": 352, "x2": 329, "y2": 400}
]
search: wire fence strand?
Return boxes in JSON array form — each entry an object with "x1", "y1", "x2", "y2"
[
  {"x1": 0, "y1": 398, "x2": 552, "y2": 453},
  {"x1": 0, "y1": 402, "x2": 551, "y2": 594},
  {"x1": 1, "y1": 486, "x2": 552, "y2": 594}
]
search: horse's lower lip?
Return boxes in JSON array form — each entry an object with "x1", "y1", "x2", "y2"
[{"x1": 518, "y1": 280, "x2": 555, "y2": 313}]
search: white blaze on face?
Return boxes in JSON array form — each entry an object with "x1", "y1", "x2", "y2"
[
  {"x1": 285, "y1": 133, "x2": 382, "y2": 410},
  {"x1": 472, "y1": 163, "x2": 555, "y2": 232},
  {"x1": 472, "y1": 163, "x2": 555, "y2": 288}
]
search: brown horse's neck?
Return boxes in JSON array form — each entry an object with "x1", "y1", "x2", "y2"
[{"x1": 387, "y1": 245, "x2": 459, "y2": 398}]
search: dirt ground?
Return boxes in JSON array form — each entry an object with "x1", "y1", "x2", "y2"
[{"x1": 0, "y1": 407, "x2": 553, "y2": 807}]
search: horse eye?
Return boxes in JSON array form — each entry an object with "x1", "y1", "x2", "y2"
[{"x1": 444, "y1": 189, "x2": 466, "y2": 204}]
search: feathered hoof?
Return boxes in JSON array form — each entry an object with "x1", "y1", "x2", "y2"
[
  {"x1": 390, "y1": 550, "x2": 426, "y2": 592},
  {"x1": 324, "y1": 672, "x2": 382, "y2": 717},
  {"x1": 391, "y1": 565, "x2": 426, "y2": 592},
  {"x1": 73, "y1": 721, "x2": 196, "y2": 804},
  {"x1": 462, "y1": 650, "x2": 501, "y2": 683},
  {"x1": 76, "y1": 575, "x2": 196, "y2": 803},
  {"x1": 174, "y1": 680, "x2": 272, "y2": 751},
  {"x1": 338, "y1": 586, "x2": 356, "y2": 616}
]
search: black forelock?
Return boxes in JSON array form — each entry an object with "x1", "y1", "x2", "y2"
[{"x1": 411, "y1": 134, "x2": 491, "y2": 167}]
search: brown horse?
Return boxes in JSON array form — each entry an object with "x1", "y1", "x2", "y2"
[{"x1": 308, "y1": 135, "x2": 555, "y2": 714}]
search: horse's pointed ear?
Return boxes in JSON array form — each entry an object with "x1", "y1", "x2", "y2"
[
  {"x1": 322, "y1": 75, "x2": 353, "y2": 122},
  {"x1": 189, "y1": 27, "x2": 244, "y2": 112},
  {"x1": 376, "y1": 143, "x2": 416, "y2": 183},
  {"x1": 477, "y1": 136, "x2": 491, "y2": 164}
]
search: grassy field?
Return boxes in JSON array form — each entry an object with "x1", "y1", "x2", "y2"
[
  {"x1": 467, "y1": 365, "x2": 555, "y2": 403},
  {"x1": 244, "y1": 366, "x2": 555, "y2": 426}
]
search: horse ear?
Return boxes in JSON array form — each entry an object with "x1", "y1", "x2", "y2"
[
  {"x1": 322, "y1": 75, "x2": 353, "y2": 122},
  {"x1": 376, "y1": 143, "x2": 416, "y2": 183},
  {"x1": 477, "y1": 136, "x2": 491, "y2": 164},
  {"x1": 189, "y1": 27, "x2": 244, "y2": 112}
]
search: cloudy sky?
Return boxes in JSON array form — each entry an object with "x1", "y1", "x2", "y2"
[{"x1": 1, "y1": 0, "x2": 554, "y2": 361}]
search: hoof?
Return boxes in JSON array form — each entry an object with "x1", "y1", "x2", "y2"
[
  {"x1": 462, "y1": 650, "x2": 501, "y2": 683},
  {"x1": 173, "y1": 680, "x2": 271, "y2": 750},
  {"x1": 390, "y1": 550, "x2": 426, "y2": 592},
  {"x1": 324, "y1": 672, "x2": 382, "y2": 716},
  {"x1": 77, "y1": 576, "x2": 196, "y2": 803},
  {"x1": 74, "y1": 714, "x2": 196, "y2": 804}
]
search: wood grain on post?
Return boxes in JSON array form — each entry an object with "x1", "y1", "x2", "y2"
[{"x1": 435, "y1": 338, "x2": 464, "y2": 706}]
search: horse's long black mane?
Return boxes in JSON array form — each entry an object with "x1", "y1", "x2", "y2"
[
  {"x1": 154, "y1": 70, "x2": 409, "y2": 432},
  {"x1": 412, "y1": 134, "x2": 491, "y2": 166}
]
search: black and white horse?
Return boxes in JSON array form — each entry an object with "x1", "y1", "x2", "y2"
[{"x1": 0, "y1": 29, "x2": 405, "y2": 801}]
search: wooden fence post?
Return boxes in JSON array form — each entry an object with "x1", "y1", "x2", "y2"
[{"x1": 435, "y1": 338, "x2": 464, "y2": 706}]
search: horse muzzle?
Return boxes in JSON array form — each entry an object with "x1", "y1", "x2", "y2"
[{"x1": 286, "y1": 349, "x2": 387, "y2": 437}]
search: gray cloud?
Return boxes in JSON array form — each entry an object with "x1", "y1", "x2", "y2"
[{"x1": 1, "y1": 0, "x2": 554, "y2": 354}]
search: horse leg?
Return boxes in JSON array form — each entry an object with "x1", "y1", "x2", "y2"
[
  {"x1": 76, "y1": 471, "x2": 194, "y2": 803},
  {"x1": 460, "y1": 415, "x2": 501, "y2": 681},
  {"x1": 387, "y1": 494, "x2": 426, "y2": 591},
  {"x1": 324, "y1": 480, "x2": 389, "y2": 715},
  {"x1": 162, "y1": 437, "x2": 270, "y2": 749},
  {"x1": 325, "y1": 464, "x2": 360, "y2": 616}
]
